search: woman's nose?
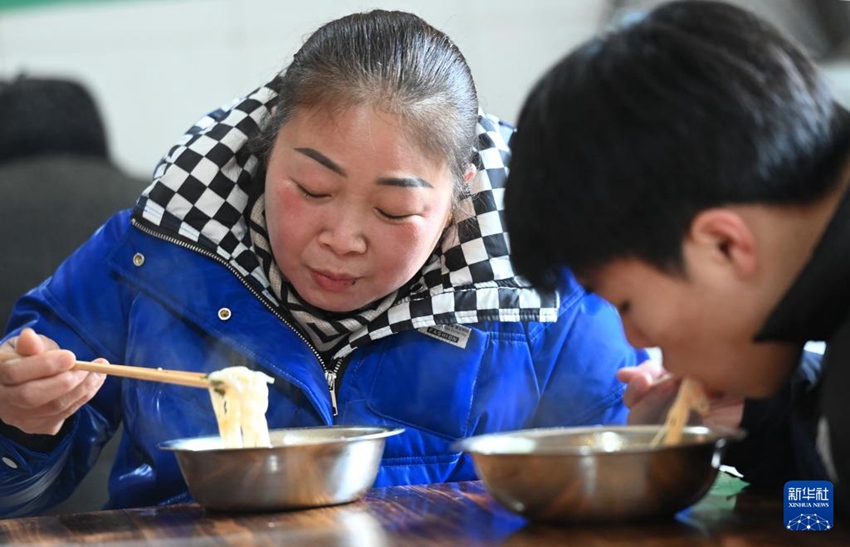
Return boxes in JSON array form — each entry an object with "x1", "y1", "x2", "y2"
[{"x1": 318, "y1": 217, "x2": 367, "y2": 255}]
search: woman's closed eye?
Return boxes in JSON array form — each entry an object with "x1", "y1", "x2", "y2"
[
  {"x1": 295, "y1": 183, "x2": 328, "y2": 199},
  {"x1": 376, "y1": 208, "x2": 414, "y2": 221}
]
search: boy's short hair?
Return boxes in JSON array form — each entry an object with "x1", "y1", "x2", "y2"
[{"x1": 505, "y1": 0, "x2": 850, "y2": 290}]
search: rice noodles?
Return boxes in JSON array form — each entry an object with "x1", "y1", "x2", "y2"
[
  {"x1": 207, "y1": 366, "x2": 275, "y2": 448},
  {"x1": 651, "y1": 377, "x2": 710, "y2": 447}
]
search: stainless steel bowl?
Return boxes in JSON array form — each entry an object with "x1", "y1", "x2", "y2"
[
  {"x1": 159, "y1": 425, "x2": 404, "y2": 512},
  {"x1": 453, "y1": 425, "x2": 745, "y2": 523}
]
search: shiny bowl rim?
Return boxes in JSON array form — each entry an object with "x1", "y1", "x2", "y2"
[
  {"x1": 452, "y1": 424, "x2": 746, "y2": 456},
  {"x1": 158, "y1": 425, "x2": 405, "y2": 454}
]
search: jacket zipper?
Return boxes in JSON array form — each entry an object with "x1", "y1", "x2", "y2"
[
  {"x1": 131, "y1": 217, "x2": 345, "y2": 418},
  {"x1": 324, "y1": 355, "x2": 353, "y2": 417}
]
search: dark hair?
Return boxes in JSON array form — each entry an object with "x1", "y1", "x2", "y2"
[
  {"x1": 0, "y1": 76, "x2": 109, "y2": 165},
  {"x1": 251, "y1": 10, "x2": 478, "y2": 191},
  {"x1": 505, "y1": 0, "x2": 850, "y2": 290}
]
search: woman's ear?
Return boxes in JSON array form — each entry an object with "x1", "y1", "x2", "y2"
[
  {"x1": 445, "y1": 164, "x2": 477, "y2": 229},
  {"x1": 688, "y1": 209, "x2": 758, "y2": 280}
]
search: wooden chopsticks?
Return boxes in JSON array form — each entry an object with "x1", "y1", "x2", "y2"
[
  {"x1": 73, "y1": 361, "x2": 215, "y2": 389},
  {"x1": 0, "y1": 352, "x2": 214, "y2": 389},
  {"x1": 650, "y1": 378, "x2": 709, "y2": 447}
]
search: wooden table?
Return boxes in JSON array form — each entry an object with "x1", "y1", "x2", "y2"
[{"x1": 0, "y1": 480, "x2": 846, "y2": 545}]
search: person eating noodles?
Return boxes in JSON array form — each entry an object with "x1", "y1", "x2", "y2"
[{"x1": 0, "y1": 9, "x2": 644, "y2": 517}]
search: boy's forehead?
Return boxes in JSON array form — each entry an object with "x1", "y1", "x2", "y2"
[{"x1": 575, "y1": 258, "x2": 669, "y2": 295}]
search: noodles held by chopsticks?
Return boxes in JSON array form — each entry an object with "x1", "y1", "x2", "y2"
[
  {"x1": 651, "y1": 377, "x2": 710, "y2": 447},
  {"x1": 208, "y1": 366, "x2": 274, "y2": 448}
]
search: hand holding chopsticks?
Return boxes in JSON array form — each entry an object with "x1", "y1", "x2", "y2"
[
  {"x1": 0, "y1": 328, "x2": 215, "y2": 437},
  {"x1": 0, "y1": 352, "x2": 215, "y2": 389}
]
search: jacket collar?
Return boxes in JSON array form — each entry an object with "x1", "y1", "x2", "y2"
[
  {"x1": 757, "y1": 184, "x2": 850, "y2": 343},
  {"x1": 131, "y1": 79, "x2": 559, "y2": 356}
]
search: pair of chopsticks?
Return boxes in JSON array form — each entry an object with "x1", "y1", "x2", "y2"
[
  {"x1": 649, "y1": 377, "x2": 709, "y2": 447},
  {"x1": 0, "y1": 352, "x2": 214, "y2": 389},
  {"x1": 74, "y1": 361, "x2": 216, "y2": 389}
]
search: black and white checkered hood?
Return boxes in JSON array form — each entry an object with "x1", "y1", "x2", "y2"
[{"x1": 132, "y1": 81, "x2": 559, "y2": 355}]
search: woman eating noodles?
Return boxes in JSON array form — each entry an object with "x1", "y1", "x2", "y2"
[{"x1": 0, "y1": 9, "x2": 644, "y2": 516}]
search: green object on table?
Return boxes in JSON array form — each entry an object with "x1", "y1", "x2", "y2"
[{"x1": 687, "y1": 470, "x2": 750, "y2": 517}]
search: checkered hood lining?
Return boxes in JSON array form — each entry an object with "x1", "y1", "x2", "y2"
[{"x1": 132, "y1": 80, "x2": 560, "y2": 355}]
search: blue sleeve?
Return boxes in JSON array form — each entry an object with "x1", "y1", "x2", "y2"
[
  {"x1": 0, "y1": 212, "x2": 130, "y2": 517},
  {"x1": 0, "y1": 411, "x2": 110, "y2": 517},
  {"x1": 528, "y1": 270, "x2": 649, "y2": 428}
]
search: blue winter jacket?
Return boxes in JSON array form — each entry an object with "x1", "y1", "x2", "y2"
[
  {"x1": 0, "y1": 212, "x2": 642, "y2": 517},
  {"x1": 0, "y1": 82, "x2": 646, "y2": 517}
]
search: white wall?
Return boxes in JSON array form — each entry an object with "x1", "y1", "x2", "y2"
[
  {"x1": 0, "y1": 0, "x2": 608, "y2": 178},
  {"x1": 3, "y1": 0, "x2": 849, "y2": 179}
]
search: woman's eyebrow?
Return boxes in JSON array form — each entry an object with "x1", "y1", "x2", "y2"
[
  {"x1": 295, "y1": 147, "x2": 346, "y2": 176},
  {"x1": 293, "y1": 148, "x2": 431, "y2": 188},
  {"x1": 377, "y1": 176, "x2": 433, "y2": 188}
]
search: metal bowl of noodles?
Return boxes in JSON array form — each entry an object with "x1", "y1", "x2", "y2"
[
  {"x1": 452, "y1": 425, "x2": 745, "y2": 523},
  {"x1": 159, "y1": 425, "x2": 404, "y2": 512}
]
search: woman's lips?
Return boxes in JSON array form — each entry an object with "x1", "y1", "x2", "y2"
[{"x1": 311, "y1": 270, "x2": 358, "y2": 292}]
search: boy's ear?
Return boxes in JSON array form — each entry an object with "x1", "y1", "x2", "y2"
[
  {"x1": 688, "y1": 209, "x2": 758, "y2": 279},
  {"x1": 463, "y1": 163, "x2": 477, "y2": 183}
]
